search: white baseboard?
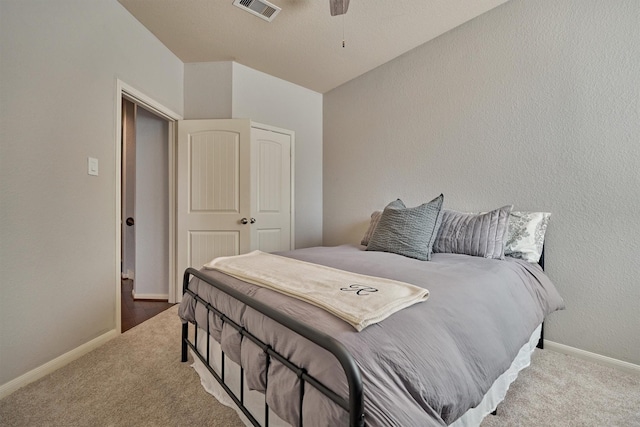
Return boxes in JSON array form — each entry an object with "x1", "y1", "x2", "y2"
[
  {"x1": 132, "y1": 291, "x2": 169, "y2": 300},
  {"x1": 0, "y1": 329, "x2": 118, "y2": 399},
  {"x1": 544, "y1": 340, "x2": 640, "y2": 376}
]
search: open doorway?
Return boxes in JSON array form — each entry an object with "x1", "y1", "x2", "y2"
[
  {"x1": 120, "y1": 99, "x2": 174, "y2": 331},
  {"x1": 116, "y1": 81, "x2": 181, "y2": 334}
]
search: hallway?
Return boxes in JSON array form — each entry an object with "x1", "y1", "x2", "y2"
[{"x1": 121, "y1": 279, "x2": 174, "y2": 332}]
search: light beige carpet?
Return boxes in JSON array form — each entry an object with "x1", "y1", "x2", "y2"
[
  {"x1": 1, "y1": 305, "x2": 639, "y2": 426},
  {"x1": 481, "y1": 350, "x2": 640, "y2": 427},
  {"x1": 0, "y1": 306, "x2": 244, "y2": 427}
]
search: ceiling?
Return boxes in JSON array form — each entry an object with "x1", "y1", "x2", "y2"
[{"x1": 118, "y1": 0, "x2": 510, "y2": 93}]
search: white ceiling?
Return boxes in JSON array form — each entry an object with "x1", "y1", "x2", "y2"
[{"x1": 118, "y1": 0, "x2": 510, "y2": 93}]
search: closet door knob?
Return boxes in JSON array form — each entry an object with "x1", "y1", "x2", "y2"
[
  {"x1": 250, "y1": 218, "x2": 256, "y2": 224},
  {"x1": 241, "y1": 218, "x2": 249, "y2": 224}
]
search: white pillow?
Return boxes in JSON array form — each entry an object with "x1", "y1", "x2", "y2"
[{"x1": 504, "y1": 211, "x2": 550, "y2": 263}]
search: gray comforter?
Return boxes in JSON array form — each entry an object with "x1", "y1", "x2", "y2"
[{"x1": 179, "y1": 245, "x2": 564, "y2": 426}]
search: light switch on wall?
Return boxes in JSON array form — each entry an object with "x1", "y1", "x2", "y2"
[{"x1": 88, "y1": 157, "x2": 99, "y2": 176}]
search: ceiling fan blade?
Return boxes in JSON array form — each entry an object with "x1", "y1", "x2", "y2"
[{"x1": 330, "y1": 0, "x2": 350, "y2": 16}]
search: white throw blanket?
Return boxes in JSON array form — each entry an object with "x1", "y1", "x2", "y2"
[{"x1": 203, "y1": 251, "x2": 429, "y2": 331}]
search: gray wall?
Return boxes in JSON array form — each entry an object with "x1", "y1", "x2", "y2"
[
  {"x1": 184, "y1": 62, "x2": 233, "y2": 119},
  {"x1": 134, "y1": 107, "x2": 169, "y2": 298},
  {"x1": 0, "y1": 0, "x2": 183, "y2": 385},
  {"x1": 324, "y1": 0, "x2": 640, "y2": 365}
]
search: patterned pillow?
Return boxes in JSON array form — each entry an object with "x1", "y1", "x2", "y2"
[
  {"x1": 366, "y1": 194, "x2": 444, "y2": 261},
  {"x1": 433, "y1": 205, "x2": 513, "y2": 259},
  {"x1": 361, "y1": 210, "x2": 382, "y2": 246},
  {"x1": 504, "y1": 211, "x2": 550, "y2": 263}
]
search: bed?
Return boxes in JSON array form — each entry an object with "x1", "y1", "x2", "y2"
[{"x1": 178, "y1": 202, "x2": 564, "y2": 426}]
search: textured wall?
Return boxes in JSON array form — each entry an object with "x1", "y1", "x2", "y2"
[
  {"x1": 0, "y1": 0, "x2": 183, "y2": 385},
  {"x1": 324, "y1": 0, "x2": 640, "y2": 364}
]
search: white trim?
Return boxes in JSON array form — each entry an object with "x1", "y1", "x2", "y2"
[
  {"x1": 121, "y1": 269, "x2": 135, "y2": 280},
  {"x1": 545, "y1": 340, "x2": 640, "y2": 376},
  {"x1": 119, "y1": 80, "x2": 181, "y2": 122},
  {"x1": 115, "y1": 79, "x2": 183, "y2": 333},
  {"x1": 0, "y1": 329, "x2": 118, "y2": 399},
  {"x1": 132, "y1": 291, "x2": 170, "y2": 301},
  {"x1": 167, "y1": 119, "x2": 178, "y2": 302}
]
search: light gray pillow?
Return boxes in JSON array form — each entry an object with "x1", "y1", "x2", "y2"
[
  {"x1": 361, "y1": 210, "x2": 382, "y2": 246},
  {"x1": 366, "y1": 194, "x2": 444, "y2": 261},
  {"x1": 433, "y1": 205, "x2": 513, "y2": 259}
]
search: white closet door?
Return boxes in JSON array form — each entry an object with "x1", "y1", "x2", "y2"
[
  {"x1": 177, "y1": 120, "x2": 294, "y2": 291},
  {"x1": 251, "y1": 126, "x2": 292, "y2": 253},
  {"x1": 177, "y1": 119, "x2": 251, "y2": 282}
]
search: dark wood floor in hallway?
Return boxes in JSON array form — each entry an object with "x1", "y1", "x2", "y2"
[{"x1": 121, "y1": 279, "x2": 175, "y2": 332}]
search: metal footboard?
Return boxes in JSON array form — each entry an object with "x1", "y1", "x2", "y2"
[{"x1": 180, "y1": 267, "x2": 365, "y2": 427}]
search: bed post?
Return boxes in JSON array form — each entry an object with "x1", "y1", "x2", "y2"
[
  {"x1": 537, "y1": 246, "x2": 545, "y2": 349},
  {"x1": 181, "y1": 269, "x2": 191, "y2": 363},
  {"x1": 181, "y1": 323, "x2": 189, "y2": 362},
  {"x1": 537, "y1": 323, "x2": 544, "y2": 349}
]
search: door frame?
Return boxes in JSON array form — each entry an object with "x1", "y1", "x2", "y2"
[{"x1": 115, "y1": 79, "x2": 182, "y2": 334}]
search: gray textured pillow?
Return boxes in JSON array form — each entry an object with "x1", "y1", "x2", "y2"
[
  {"x1": 433, "y1": 205, "x2": 513, "y2": 259},
  {"x1": 366, "y1": 194, "x2": 444, "y2": 261},
  {"x1": 361, "y1": 210, "x2": 382, "y2": 246}
]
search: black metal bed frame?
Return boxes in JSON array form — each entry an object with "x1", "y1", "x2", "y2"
[
  {"x1": 181, "y1": 249, "x2": 546, "y2": 426},
  {"x1": 537, "y1": 249, "x2": 545, "y2": 349},
  {"x1": 181, "y1": 267, "x2": 365, "y2": 427}
]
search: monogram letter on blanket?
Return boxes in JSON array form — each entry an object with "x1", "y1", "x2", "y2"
[{"x1": 204, "y1": 251, "x2": 429, "y2": 331}]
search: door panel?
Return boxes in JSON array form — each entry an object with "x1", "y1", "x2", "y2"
[
  {"x1": 256, "y1": 229, "x2": 283, "y2": 253},
  {"x1": 189, "y1": 231, "x2": 239, "y2": 268},
  {"x1": 121, "y1": 99, "x2": 136, "y2": 279},
  {"x1": 177, "y1": 120, "x2": 251, "y2": 284},
  {"x1": 257, "y1": 140, "x2": 283, "y2": 212},
  {"x1": 189, "y1": 131, "x2": 240, "y2": 212},
  {"x1": 251, "y1": 127, "x2": 291, "y2": 252}
]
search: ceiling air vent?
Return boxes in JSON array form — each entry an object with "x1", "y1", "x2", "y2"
[{"x1": 233, "y1": 0, "x2": 281, "y2": 22}]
